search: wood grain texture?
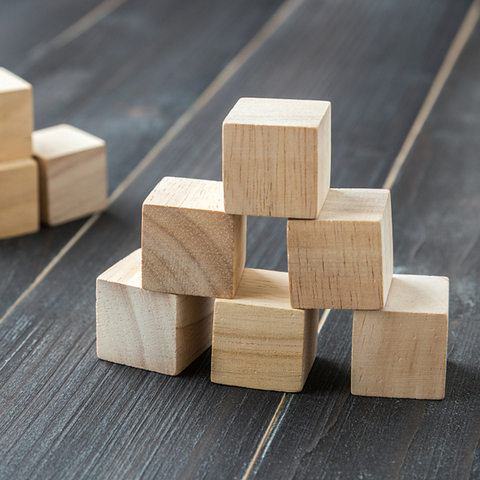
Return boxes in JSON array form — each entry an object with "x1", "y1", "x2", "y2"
[
  {"x1": 33, "y1": 124, "x2": 107, "y2": 226},
  {"x1": 0, "y1": 0, "x2": 106, "y2": 70},
  {"x1": 352, "y1": 274, "x2": 449, "y2": 400},
  {"x1": 0, "y1": 0, "x2": 474, "y2": 478},
  {"x1": 223, "y1": 97, "x2": 331, "y2": 219},
  {"x1": 97, "y1": 249, "x2": 214, "y2": 375},
  {"x1": 211, "y1": 268, "x2": 319, "y2": 392},
  {"x1": 0, "y1": 0, "x2": 285, "y2": 319},
  {"x1": 141, "y1": 177, "x2": 246, "y2": 298},
  {"x1": 0, "y1": 158, "x2": 39, "y2": 239},
  {"x1": 0, "y1": 68, "x2": 33, "y2": 162},
  {"x1": 249, "y1": 6, "x2": 480, "y2": 480},
  {"x1": 287, "y1": 188, "x2": 393, "y2": 309}
]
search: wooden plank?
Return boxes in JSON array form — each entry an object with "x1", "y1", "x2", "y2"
[
  {"x1": 0, "y1": 0, "x2": 473, "y2": 478},
  {"x1": 0, "y1": 0, "x2": 105, "y2": 70},
  {"x1": 249, "y1": 10, "x2": 480, "y2": 480},
  {"x1": 0, "y1": 0, "x2": 285, "y2": 318}
]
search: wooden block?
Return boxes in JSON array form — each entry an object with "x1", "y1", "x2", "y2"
[
  {"x1": 96, "y1": 249, "x2": 214, "y2": 376},
  {"x1": 0, "y1": 68, "x2": 33, "y2": 163},
  {"x1": 223, "y1": 97, "x2": 331, "y2": 219},
  {"x1": 32, "y1": 124, "x2": 108, "y2": 226},
  {"x1": 351, "y1": 274, "x2": 449, "y2": 400},
  {"x1": 288, "y1": 188, "x2": 393, "y2": 310},
  {"x1": 142, "y1": 177, "x2": 246, "y2": 298},
  {"x1": 211, "y1": 268, "x2": 319, "y2": 392},
  {"x1": 0, "y1": 158, "x2": 39, "y2": 239}
]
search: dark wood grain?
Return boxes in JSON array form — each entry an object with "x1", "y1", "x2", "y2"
[
  {"x1": 0, "y1": 0, "x2": 285, "y2": 318},
  {"x1": 249, "y1": 11, "x2": 480, "y2": 480},
  {"x1": 0, "y1": 0, "x2": 475, "y2": 478},
  {"x1": 0, "y1": 0, "x2": 105, "y2": 70}
]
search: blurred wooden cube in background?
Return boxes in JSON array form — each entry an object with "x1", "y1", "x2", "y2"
[{"x1": 33, "y1": 124, "x2": 107, "y2": 226}]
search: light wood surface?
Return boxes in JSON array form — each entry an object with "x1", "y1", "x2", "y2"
[
  {"x1": 142, "y1": 176, "x2": 246, "y2": 298},
  {"x1": 32, "y1": 124, "x2": 107, "y2": 226},
  {"x1": 0, "y1": 158, "x2": 39, "y2": 239},
  {"x1": 211, "y1": 268, "x2": 319, "y2": 392},
  {"x1": 223, "y1": 97, "x2": 331, "y2": 219},
  {"x1": 96, "y1": 249, "x2": 214, "y2": 376},
  {"x1": 288, "y1": 188, "x2": 393, "y2": 310},
  {"x1": 0, "y1": 68, "x2": 33, "y2": 163},
  {"x1": 351, "y1": 274, "x2": 449, "y2": 400}
]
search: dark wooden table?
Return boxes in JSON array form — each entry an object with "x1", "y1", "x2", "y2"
[{"x1": 1, "y1": 0, "x2": 479, "y2": 478}]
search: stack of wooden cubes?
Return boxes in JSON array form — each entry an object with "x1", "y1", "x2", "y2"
[
  {"x1": 0, "y1": 68, "x2": 108, "y2": 239},
  {"x1": 96, "y1": 97, "x2": 449, "y2": 400}
]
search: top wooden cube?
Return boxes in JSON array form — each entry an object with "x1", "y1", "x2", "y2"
[
  {"x1": 0, "y1": 68, "x2": 33, "y2": 163},
  {"x1": 223, "y1": 98, "x2": 331, "y2": 219}
]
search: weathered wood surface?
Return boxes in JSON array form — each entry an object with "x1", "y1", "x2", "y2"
[
  {"x1": 0, "y1": 0, "x2": 477, "y2": 478},
  {"x1": 250, "y1": 10, "x2": 480, "y2": 480},
  {"x1": 0, "y1": 0, "x2": 105, "y2": 70},
  {"x1": 0, "y1": 0, "x2": 285, "y2": 318}
]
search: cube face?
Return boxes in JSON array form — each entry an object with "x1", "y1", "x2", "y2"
[
  {"x1": 96, "y1": 250, "x2": 214, "y2": 375},
  {"x1": 0, "y1": 158, "x2": 39, "y2": 239},
  {"x1": 0, "y1": 68, "x2": 33, "y2": 163},
  {"x1": 32, "y1": 124, "x2": 108, "y2": 226},
  {"x1": 211, "y1": 268, "x2": 319, "y2": 392},
  {"x1": 288, "y1": 189, "x2": 393, "y2": 310},
  {"x1": 223, "y1": 98, "x2": 331, "y2": 219},
  {"x1": 351, "y1": 274, "x2": 449, "y2": 400},
  {"x1": 141, "y1": 177, "x2": 246, "y2": 298}
]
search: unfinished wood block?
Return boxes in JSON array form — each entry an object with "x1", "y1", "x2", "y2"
[
  {"x1": 211, "y1": 268, "x2": 319, "y2": 392},
  {"x1": 142, "y1": 177, "x2": 246, "y2": 298},
  {"x1": 351, "y1": 274, "x2": 449, "y2": 400},
  {"x1": 32, "y1": 124, "x2": 107, "y2": 226},
  {"x1": 223, "y1": 97, "x2": 331, "y2": 219},
  {"x1": 0, "y1": 158, "x2": 39, "y2": 239},
  {"x1": 0, "y1": 68, "x2": 33, "y2": 163},
  {"x1": 288, "y1": 188, "x2": 393, "y2": 310},
  {"x1": 96, "y1": 249, "x2": 214, "y2": 375}
]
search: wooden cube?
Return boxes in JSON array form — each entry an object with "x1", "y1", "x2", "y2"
[
  {"x1": 96, "y1": 249, "x2": 214, "y2": 376},
  {"x1": 223, "y1": 97, "x2": 331, "y2": 219},
  {"x1": 32, "y1": 124, "x2": 108, "y2": 226},
  {"x1": 0, "y1": 68, "x2": 33, "y2": 163},
  {"x1": 142, "y1": 177, "x2": 246, "y2": 298},
  {"x1": 211, "y1": 268, "x2": 319, "y2": 392},
  {"x1": 351, "y1": 274, "x2": 449, "y2": 400},
  {"x1": 288, "y1": 188, "x2": 393, "y2": 310},
  {"x1": 0, "y1": 158, "x2": 39, "y2": 239}
]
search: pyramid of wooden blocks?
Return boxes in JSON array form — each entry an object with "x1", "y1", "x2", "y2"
[
  {"x1": 0, "y1": 159, "x2": 39, "y2": 239},
  {"x1": 351, "y1": 274, "x2": 449, "y2": 400},
  {"x1": 223, "y1": 97, "x2": 331, "y2": 219},
  {"x1": 0, "y1": 68, "x2": 33, "y2": 163},
  {"x1": 211, "y1": 268, "x2": 319, "y2": 392},
  {"x1": 142, "y1": 177, "x2": 246, "y2": 298},
  {"x1": 32, "y1": 124, "x2": 108, "y2": 226},
  {"x1": 94, "y1": 95, "x2": 450, "y2": 400},
  {"x1": 97, "y1": 249, "x2": 214, "y2": 375},
  {"x1": 288, "y1": 188, "x2": 393, "y2": 310}
]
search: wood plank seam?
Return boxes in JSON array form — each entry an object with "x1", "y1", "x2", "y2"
[
  {"x1": 241, "y1": 2, "x2": 480, "y2": 477},
  {"x1": 25, "y1": 0, "x2": 130, "y2": 65},
  {"x1": 0, "y1": 0, "x2": 305, "y2": 325}
]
